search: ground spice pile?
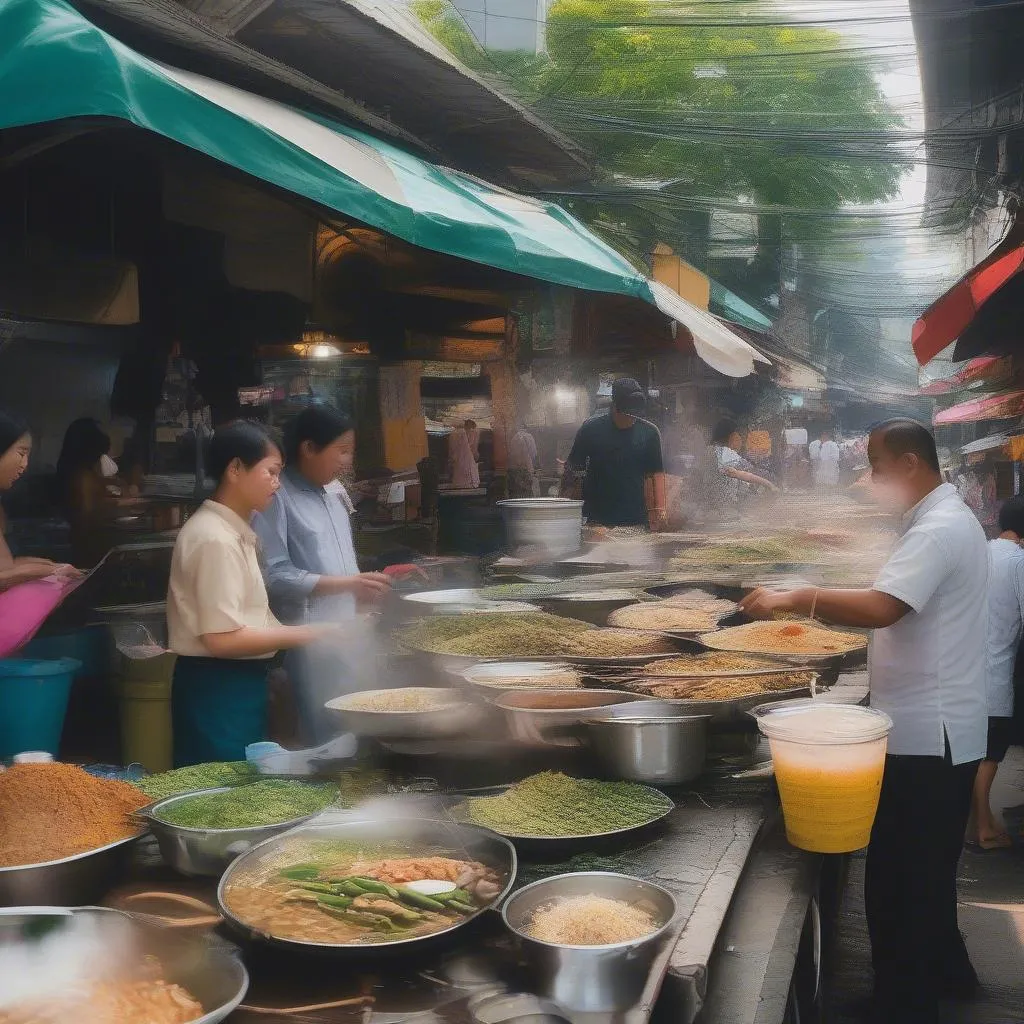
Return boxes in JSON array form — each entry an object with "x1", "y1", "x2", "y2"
[{"x1": 0, "y1": 763, "x2": 148, "y2": 867}]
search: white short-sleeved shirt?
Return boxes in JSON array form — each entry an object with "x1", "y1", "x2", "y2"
[
  {"x1": 167, "y1": 500, "x2": 280, "y2": 659},
  {"x1": 986, "y1": 537, "x2": 1024, "y2": 718},
  {"x1": 870, "y1": 483, "x2": 988, "y2": 763}
]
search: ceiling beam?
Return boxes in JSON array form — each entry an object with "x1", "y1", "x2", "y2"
[{"x1": 180, "y1": 0, "x2": 279, "y2": 37}]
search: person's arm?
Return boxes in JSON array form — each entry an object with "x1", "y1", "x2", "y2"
[
  {"x1": 254, "y1": 499, "x2": 390, "y2": 605},
  {"x1": 741, "y1": 530, "x2": 948, "y2": 629},
  {"x1": 200, "y1": 621, "x2": 330, "y2": 659},
  {"x1": 740, "y1": 585, "x2": 909, "y2": 629},
  {"x1": 559, "y1": 428, "x2": 588, "y2": 498},
  {"x1": 724, "y1": 466, "x2": 778, "y2": 491},
  {"x1": 643, "y1": 428, "x2": 668, "y2": 529}
]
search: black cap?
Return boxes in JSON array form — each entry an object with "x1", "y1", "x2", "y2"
[{"x1": 611, "y1": 377, "x2": 646, "y2": 415}]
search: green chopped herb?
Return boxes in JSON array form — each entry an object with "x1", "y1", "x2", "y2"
[
  {"x1": 454, "y1": 772, "x2": 672, "y2": 838},
  {"x1": 136, "y1": 761, "x2": 258, "y2": 800},
  {"x1": 155, "y1": 779, "x2": 338, "y2": 829}
]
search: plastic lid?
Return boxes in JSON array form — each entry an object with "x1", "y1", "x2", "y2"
[
  {"x1": 750, "y1": 700, "x2": 892, "y2": 744},
  {"x1": 13, "y1": 751, "x2": 54, "y2": 763}
]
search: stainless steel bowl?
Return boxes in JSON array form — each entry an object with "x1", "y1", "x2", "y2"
[
  {"x1": 325, "y1": 688, "x2": 485, "y2": 740},
  {"x1": 494, "y1": 690, "x2": 651, "y2": 747},
  {"x1": 456, "y1": 661, "x2": 583, "y2": 698},
  {"x1": 0, "y1": 905, "x2": 248, "y2": 1023},
  {"x1": 138, "y1": 788, "x2": 320, "y2": 877},
  {"x1": 580, "y1": 701, "x2": 709, "y2": 785},
  {"x1": 502, "y1": 871, "x2": 678, "y2": 1013},
  {"x1": 218, "y1": 817, "x2": 517, "y2": 953},
  {"x1": 0, "y1": 833, "x2": 142, "y2": 908}
]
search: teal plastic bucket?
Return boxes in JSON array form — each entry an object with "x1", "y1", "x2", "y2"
[
  {"x1": 22, "y1": 628, "x2": 110, "y2": 679},
  {"x1": 0, "y1": 658, "x2": 81, "y2": 759}
]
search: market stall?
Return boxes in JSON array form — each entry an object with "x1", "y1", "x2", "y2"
[{"x1": 0, "y1": 493, "x2": 890, "y2": 1024}]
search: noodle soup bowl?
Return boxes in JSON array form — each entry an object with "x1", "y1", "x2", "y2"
[{"x1": 502, "y1": 871, "x2": 679, "y2": 1013}]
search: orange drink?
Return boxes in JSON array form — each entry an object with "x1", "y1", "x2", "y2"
[{"x1": 752, "y1": 702, "x2": 892, "y2": 854}]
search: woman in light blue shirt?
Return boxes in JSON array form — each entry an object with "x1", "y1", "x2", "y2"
[{"x1": 254, "y1": 407, "x2": 391, "y2": 743}]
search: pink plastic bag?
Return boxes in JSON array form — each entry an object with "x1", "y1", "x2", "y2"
[{"x1": 0, "y1": 577, "x2": 83, "y2": 657}]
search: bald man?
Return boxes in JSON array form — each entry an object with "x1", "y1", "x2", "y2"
[{"x1": 742, "y1": 419, "x2": 987, "y2": 1024}]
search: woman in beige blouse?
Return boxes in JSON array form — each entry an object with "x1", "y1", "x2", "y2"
[{"x1": 166, "y1": 421, "x2": 329, "y2": 766}]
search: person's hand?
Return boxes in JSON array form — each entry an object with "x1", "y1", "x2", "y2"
[
  {"x1": 738, "y1": 587, "x2": 797, "y2": 620},
  {"x1": 49, "y1": 563, "x2": 85, "y2": 581},
  {"x1": 382, "y1": 563, "x2": 429, "y2": 583},
  {"x1": 10, "y1": 561, "x2": 82, "y2": 584},
  {"x1": 344, "y1": 572, "x2": 392, "y2": 605}
]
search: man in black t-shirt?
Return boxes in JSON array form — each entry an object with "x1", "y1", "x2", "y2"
[{"x1": 561, "y1": 378, "x2": 666, "y2": 529}]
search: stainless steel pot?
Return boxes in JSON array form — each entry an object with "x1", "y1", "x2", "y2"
[
  {"x1": 502, "y1": 871, "x2": 678, "y2": 1013},
  {"x1": 137, "y1": 789, "x2": 318, "y2": 877},
  {"x1": 497, "y1": 499, "x2": 584, "y2": 558},
  {"x1": 0, "y1": 834, "x2": 142, "y2": 908},
  {"x1": 580, "y1": 700, "x2": 709, "y2": 784},
  {"x1": 495, "y1": 690, "x2": 651, "y2": 747}
]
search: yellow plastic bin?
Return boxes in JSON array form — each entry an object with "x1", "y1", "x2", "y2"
[{"x1": 116, "y1": 651, "x2": 176, "y2": 774}]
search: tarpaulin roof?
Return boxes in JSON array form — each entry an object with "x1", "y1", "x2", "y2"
[
  {"x1": 0, "y1": 0, "x2": 769, "y2": 377},
  {"x1": 933, "y1": 390, "x2": 1024, "y2": 426},
  {"x1": 918, "y1": 356, "x2": 1011, "y2": 396},
  {"x1": 959, "y1": 433, "x2": 1011, "y2": 456},
  {"x1": 913, "y1": 229, "x2": 1024, "y2": 365}
]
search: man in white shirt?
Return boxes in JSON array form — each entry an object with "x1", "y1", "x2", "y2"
[
  {"x1": 972, "y1": 496, "x2": 1024, "y2": 848},
  {"x1": 811, "y1": 428, "x2": 841, "y2": 488},
  {"x1": 741, "y1": 419, "x2": 987, "y2": 1024}
]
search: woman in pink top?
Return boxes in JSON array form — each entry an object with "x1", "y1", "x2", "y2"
[{"x1": 0, "y1": 408, "x2": 81, "y2": 592}]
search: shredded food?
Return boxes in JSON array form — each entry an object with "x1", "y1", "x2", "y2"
[
  {"x1": 643, "y1": 652, "x2": 782, "y2": 675},
  {"x1": 455, "y1": 772, "x2": 671, "y2": 837},
  {"x1": 400, "y1": 614, "x2": 673, "y2": 658},
  {"x1": 632, "y1": 672, "x2": 814, "y2": 701},
  {"x1": 701, "y1": 620, "x2": 867, "y2": 656},
  {"x1": 0, "y1": 975, "x2": 202, "y2": 1024},
  {"x1": 525, "y1": 895, "x2": 658, "y2": 945},
  {"x1": 608, "y1": 604, "x2": 720, "y2": 632},
  {"x1": 341, "y1": 688, "x2": 461, "y2": 713},
  {"x1": 467, "y1": 668, "x2": 582, "y2": 689},
  {"x1": 0, "y1": 763, "x2": 147, "y2": 868}
]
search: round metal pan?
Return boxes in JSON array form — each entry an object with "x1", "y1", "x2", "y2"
[
  {"x1": 0, "y1": 905, "x2": 248, "y2": 1023},
  {"x1": 217, "y1": 818, "x2": 516, "y2": 954}
]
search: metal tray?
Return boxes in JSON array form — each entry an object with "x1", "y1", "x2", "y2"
[
  {"x1": 626, "y1": 685, "x2": 818, "y2": 724},
  {"x1": 449, "y1": 784, "x2": 675, "y2": 850},
  {"x1": 217, "y1": 818, "x2": 516, "y2": 954},
  {"x1": 696, "y1": 628, "x2": 867, "y2": 668}
]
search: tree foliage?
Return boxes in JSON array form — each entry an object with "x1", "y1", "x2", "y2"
[{"x1": 416, "y1": 0, "x2": 904, "y2": 281}]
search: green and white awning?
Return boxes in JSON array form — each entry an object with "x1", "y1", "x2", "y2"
[{"x1": 0, "y1": 0, "x2": 768, "y2": 376}]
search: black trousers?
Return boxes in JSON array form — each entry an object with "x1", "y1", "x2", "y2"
[{"x1": 864, "y1": 747, "x2": 979, "y2": 1024}]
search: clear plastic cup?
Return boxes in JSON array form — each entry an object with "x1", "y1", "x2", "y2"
[{"x1": 751, "y1": 700, "x2": 892, "y2": 854}]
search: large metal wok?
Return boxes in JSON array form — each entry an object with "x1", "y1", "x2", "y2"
[{"x1": 217, "y1": 816, "x2": 517, "y2": 954}]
